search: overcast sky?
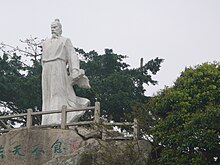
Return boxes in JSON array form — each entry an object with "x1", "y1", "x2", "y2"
[{"x1": 1, "y1": 0, "x2": 220, "y2": 96}]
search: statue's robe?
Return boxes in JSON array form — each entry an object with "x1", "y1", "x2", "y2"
[{"x1": 41, "y1": 36, "x2": 90, "y2": 125}]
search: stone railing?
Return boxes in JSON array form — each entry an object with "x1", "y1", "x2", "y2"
[{"x1": 0, "y1": 102, "x2": 138, "y2": 140}]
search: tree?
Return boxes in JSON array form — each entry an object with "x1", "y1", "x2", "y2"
[
  {"x1": 148, "y1": 62, "x2": 220, "y2": 164},
  {"x1": 0, "y1": 39, "x2": 163, "y2": 126},
  {"x1": 75, "y1": 48, "x2": 163, "y2": 121},
  {"x1": 0, "y1": 37, "x2": 42, "y2": 126}
]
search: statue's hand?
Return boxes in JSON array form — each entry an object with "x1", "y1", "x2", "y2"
[
  {"x1": 78, "y1": 69, "x2": 85, "y2": 77},
  {"x1": 70, "y1": 69, "x2": 90, "y2": 88},
  {"x1": 71, "y1": 69, "x2": 84, "y2": 83},
  {"x1": 76, "y1": 76, "x2": 91, "y2": 89}
]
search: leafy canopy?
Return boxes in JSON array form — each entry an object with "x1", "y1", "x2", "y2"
[
  {"x1": 0, "y1": 39, "x2": 163, "y2": 126},
  {"x1": 149, "y1": 62, "x2": 220, "y2": 164},
  {"x1": 0, "y1": 38, "x2": 42, "y2": 125},
  {"x1": 75, "y1": 48, "x2": 163, "y2": 121}
]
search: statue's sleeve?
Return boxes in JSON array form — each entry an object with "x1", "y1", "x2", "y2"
[
  {"x1": 65, "y1": 39, "x2": 81, "y2": 79},
  {"x1": 66, "y1": 39, "x2": 79, "y2": 69},
  {"x1": 65, "y1": 38, "x2": 90, "y2": 88}
]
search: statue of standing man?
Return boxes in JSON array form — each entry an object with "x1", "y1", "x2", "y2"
[{"x1": 41, "y1": 19, "x2": 90, "y2": 125}]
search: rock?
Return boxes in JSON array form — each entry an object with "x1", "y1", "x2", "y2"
[{"x1": 0, "y1": 127, "x2": 151, "y2": 165}]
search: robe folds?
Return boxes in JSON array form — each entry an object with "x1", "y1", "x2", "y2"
[{"x1": 41, "y1": 36, "x2": 90, "y2": 125}]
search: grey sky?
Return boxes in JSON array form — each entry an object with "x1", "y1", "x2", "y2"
[{"x1": 1, "y1": 0, "x2": 220, "y2": 95}]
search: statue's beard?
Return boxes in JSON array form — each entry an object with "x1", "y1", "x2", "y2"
[{"x1": 52, "y1": 32, "x2": 60, "y2": 39}]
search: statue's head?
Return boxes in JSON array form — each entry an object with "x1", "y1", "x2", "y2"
[{"x1": 51, "y1": 19, "x2": 62, "y2": 38}]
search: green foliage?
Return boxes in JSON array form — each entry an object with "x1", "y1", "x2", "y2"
[
  {"x1": 0, "y1": 39, "x2": 163, "y2": 126},
  {"x1": 148, "y1": 62, "x2": 220, "y2": 164},
  {"x1": 0, "y1": 38, "x2": 42, "y2": 126},
  {"x1": 0, "y1": 53, "x2": 42, "y2": 125},
  {"x1": 75, "y1": 48, "x2": 163, "y2": 121}
]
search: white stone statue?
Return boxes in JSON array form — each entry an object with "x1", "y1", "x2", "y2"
[{"x1": 41, "y1": 19, "x2": 90, "y2": 125}]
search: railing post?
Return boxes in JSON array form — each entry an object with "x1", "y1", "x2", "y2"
[
  {"x1": 102, "y1": 128, "x2": 107, "y2": 140},
  {"x1": 26, "y1": 108, "x2": 33, "y2": 129},
  {"x1": 61, "y1": 105, "x2": 67, "y2": 129},
  {"x1": 0, "y1": 120, "x2": 10, "y2": 129},
  {"x1": 94, "y1": 102, "x2": 100, "y2": 124},
  {"x1": 133, "y1": 118, "x2": 138, "y2": 140}
]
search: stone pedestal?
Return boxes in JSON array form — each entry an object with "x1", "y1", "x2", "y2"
[
  {"x1": 0, "y1": 128, "x2": 85, "y2": 165},
  {"x1": 0, "y1": 128, "x2": 152, "y2": 165}
]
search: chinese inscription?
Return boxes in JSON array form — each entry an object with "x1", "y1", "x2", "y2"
[
  {"x1": 0, "y1": 139, "x2": 79, "y2": 159},
  {"x1": 0, "y1": 145, "x2": 4, "y2": 159},
  {"x1": 12, "y1": 145, "x2": 25, "y2": 157},
  {"x1": 51, "y1": 139, "x2": 63, "y2": 153},
  {"x1": 31, "y1": 144, "x2": 45, "y2": 156}
]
